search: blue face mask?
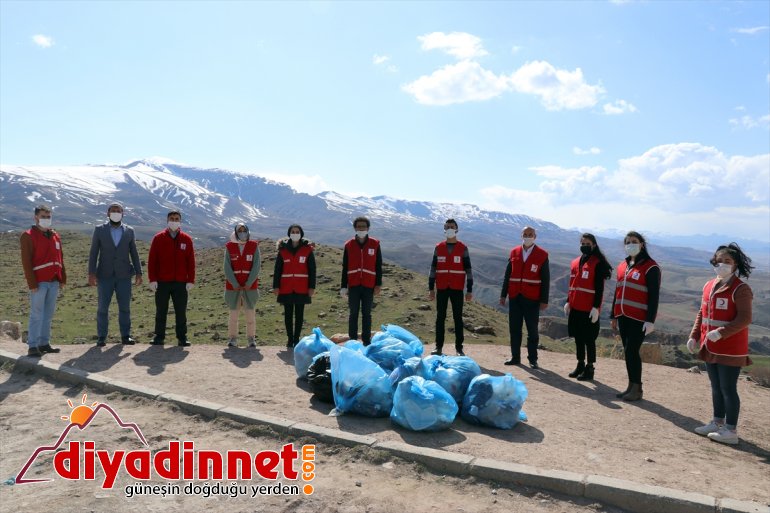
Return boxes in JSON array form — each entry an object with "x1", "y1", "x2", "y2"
[{"x1": 237, "y1": 231, "x2": 248, "y2": 242}]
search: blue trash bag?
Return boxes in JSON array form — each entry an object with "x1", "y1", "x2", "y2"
[
  {"x1": 432, "y1": 356, "x2": 482, "y2": 404},
  {"x1": 380, "y1": 324, "x2": 424, "y2": 357},
  {"x1": 461, "y1": 373, "x2": 528, "y2": 429},
  {"x1": 389, "y1": 356, "x2": 441, "y2": 387},
  {"x1": 364, "y1": 336, "x2": 420, "y2": 373},
  {"x1": 330, "y1": 345, "x2": 393, "y2": 417},
  {"x1": 343, "y1": 340, "x2": 365, "y2": 352},
  {"x1": 294, "y1": 327, "x2": 335, "y2": 379},
  {"x1": 390, "y1": 376, "x2": 458, "y2": 431}
]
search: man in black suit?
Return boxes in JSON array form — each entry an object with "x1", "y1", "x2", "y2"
[{"x1": 88, "y1": 202, "x2": 143, "y2": 346}]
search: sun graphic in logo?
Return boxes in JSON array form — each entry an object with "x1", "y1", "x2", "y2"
[{"x1": 61, "y1": 394, "x2": 99, "y2": 427}]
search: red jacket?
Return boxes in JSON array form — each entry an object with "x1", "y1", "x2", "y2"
[
  {"x1": 278, "y1": 244, "x2": 313, "y2": 294},
  {"x1": 507, "y1": 245, "x2": 548, "y2": 301},
  {"x1": 148, "y1": 229, "x2": 196, "y2": 283},
  {"x1": 568, "y1": 255, "x2": 600, "y2": 312},
  {"x1": 435, "y1": 240, "x2": 467, "y2": 291},
  {"x1": 700, "y1": 277, "x2": 749, "y2": 357},
  {"x1": 27, "y1": 227, "x2": 64, "y2": 283},
  {"x1": 613, "y1": 258, "x2": 659, "y2": 322},
  {"x1": 226, "y1": 241, "x2": 259, "y2": 291},
  {"x1": 345, "y1": 237, "x2": 379, "y2": 288}
]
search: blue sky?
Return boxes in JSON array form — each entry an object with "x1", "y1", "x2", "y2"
[{"x1": 1, "y1": 1, "x2": 769, "y2": 241}]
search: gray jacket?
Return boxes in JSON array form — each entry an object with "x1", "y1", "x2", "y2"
[{"x1": 88, "y1": 222, "x2": 143, "y2": 279}]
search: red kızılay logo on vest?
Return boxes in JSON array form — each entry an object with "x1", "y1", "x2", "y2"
[{"x1": 15, "y1": 394, "x2": 317, "y2": 495}]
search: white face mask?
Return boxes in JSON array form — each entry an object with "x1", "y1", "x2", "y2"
[
  {"x1": 444, "y1": 229, "x2": 457, "y2": 239},
  {"x1": 625, "y1": 243, "x2": 641, "y2": 257},
  {"x1": 109, "y1": 212, "x2": 123, "y2": 223},
  {"x1": 289, "y1": 233, "x2": 301, "y2": 242},
  {"x1": 38, "y1": 218, "x2": 52, "y2": 229},
  {"x1": 167, "y1": 221, "x2": 181, "y2": 231},
  {"x1": 522, "y1": 237, "x2": 535, "y2": 247},
  {"x1": 355, "y1": 230, "x2": 368, "y2": 239},
  {"x1": 715, "y1": 263, "x2": 734, "y2": 280}
]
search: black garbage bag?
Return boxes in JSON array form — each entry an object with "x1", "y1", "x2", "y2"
[{"x1": 307, "y1": 352, "x2": 333, "y2": 404}]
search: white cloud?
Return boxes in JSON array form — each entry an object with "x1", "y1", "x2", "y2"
[
  {"x1": 401, "y1": 60, "x2": 509, "y2": 105},
  {"x1": 731, "y1": 26, "x2": 769, "y2": 35},
  {"x1": 509, "y1": 61, "x2": 605, "y2": 111},
  {"x1": 32, "y1": 34, "x2": 54, "y2": 48},
  {"x1": 479, "y1": 143, "x2": 770, "y2": 240},
  {"x1": 573, "y1": 146, "x2": 601, "y2": 155},
  {"x1": 418, "y1": 32, "x2": 488, "y2": 60},
  {"x1": 729, "y1": 114, "x2": 770, "y2": 130},
  {"x1": 603, "y1": 99, "x2": 638, "y2": 115},
  {"x1": 373, "y1": 54, "x2": 390, "y2": 65},
  {"x1": 258, "y1": 173, "x2": 331, "y2": 195}
]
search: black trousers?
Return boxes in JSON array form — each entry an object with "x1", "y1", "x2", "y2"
[
  {"x1": 618, "y1": 316, "x2": 646, "y2": 384},
  {"x1": 568, "y1": 309, "x2": 599, "y2": 364},
  {"x1": 508, "y1": 295, "x2": 540, "y2": 363},
  {"x1": 348, "y1": 285, "x2": 374, "y2": 345},
  {"x1": 435, "y1": 289, "x2": 464, "y2": 351},
  {"x1": 154, "y1": 281, "x2": 188, "y2": 342},
  {"x1": 283, "y1": 303, "x2": 305, "y2": 345}
]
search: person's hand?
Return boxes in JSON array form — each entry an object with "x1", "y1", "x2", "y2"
[
  {"x1": 563, "y1": 303, "x2": 571, "y2": 317},
  {"x1": 308, "y1": 288, "x2": 315, "y2": 297},
  {"x1": 149, "y1": 281, "x2": 158, "y2": 292},
  {"x1": 340, "y1": 288, "x2": 348, "y2": 298},
  {"x1": 706, "y1": 329, "x2": 722, "y2": 342},
  {"x1": 134, "y1": 275, "x2": 143, "y2": 286},
  {"x1": 30, "y1": 287, "x2": 39, "y2": 293},
  {"x1": 499, "y1": 297, "x2": 506, "y2": 306},
  {"x1": 687, "y1": 338, "x2": 698, "y2": 353},
  {"x1": 88, "y1": 274, "x2": 97, "y2": 287},
  {"x1": 186, "y1": 283, "x2": 194, "y2": 292},
  {"x1": 539, "y1": 303, "x2": 548, "y2": 311},
  {"x1": 642, "y1": 322, "x2": 654, "y2": 335},
  {"x1": 272, "y1": 288, "x2": 280, "y2": 296},
  {"x1": 428, "y1": 290, "x2": 435, "y2": 301},
  {"x1": 465, "y1": 293, "x2": 473, "y2": 302},
  {"x1": 610, "y1": 318, "x2": 617, "y2": 331},
  {"x1": 589, "y1": 307, "x2": 599, "y2": 323},
  {"x1": 374, "y1": 286, "x2": 381, "y2": 296}
]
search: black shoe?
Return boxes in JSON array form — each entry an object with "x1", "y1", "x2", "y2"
[
  {"x1": 177, "y1": 340, "x2": 191, "y2": 347},
  {"x1": 568, "y1": 361, "x2": 586, "y2": 378},
  {"x1": 96, "y1": 337, "x2": 107, "y2": 347},
  {"x1": 530, "y1": 361, "x2": 539, "y2": 369},
  {"x1": 504, "y1": 358, "x2": 521, "y2": 366},
  {"x1": 150, "y1": 338, "x2": 165, "y2": 346},
  {"x1": 577, "y1": 365, "x2": 595, "y2": 381},
  {"x1": 39, "y1": 344, "x2": 61, "y2": 354},
  {"x1": 27, "y1": 347, "x2": 43, "y2": 358},
  {"x1": 121, "y1": 336, "x2": 136, "y2": 345},
  {"x1": 430, "y1": 349, "x2": 443, "y2": 356},
  {"x1": 456, "y1": 350, "x2": 465, "y2": 357}
]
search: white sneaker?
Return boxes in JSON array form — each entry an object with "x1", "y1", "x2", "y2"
[
  {"x1": 707, "y1": 426, "x2": 739, "y2": 445},
  {"x1": 247, "y1": 337, "x2": 257, "y2": 348},
  {"x1": 227, "y1": 338, "x2": 238, "y2": 347},
  {"x1": 694, "y1": 421, "x2": 723, "y2": 436}
]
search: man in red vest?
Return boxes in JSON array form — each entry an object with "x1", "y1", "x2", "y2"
[
  {"x1": 20, "y1": 204, "x2": 66, "y2": 357},
  {"x1": 428, "y1": 218, "x2": 473, "y2": 356},
  {"x1": 340, "y1": 216, "x2": 382, "y2": 346},
  {"x1": 499, "y1": 226, "x2": 550, "y2": 368},
  {"x1": 148, "y1": 210, "x2": 196, "y2": 347}
]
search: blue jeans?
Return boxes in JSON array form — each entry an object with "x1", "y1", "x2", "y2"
[
  {"x1": 706, "y1": 363, "x2": 741, "y2": 428},
  {"x1": 97, "y1": 277, "x2": 132, "y2": 338},
  {"x1": 28, "y1": 281, "x2": 59, "y2": 348}
]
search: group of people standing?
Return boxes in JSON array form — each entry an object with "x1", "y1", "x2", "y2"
[{"x1": 20, "y1": 204, "x2": 755, "y2": 445}]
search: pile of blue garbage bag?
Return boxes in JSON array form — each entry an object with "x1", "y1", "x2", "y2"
[{"x1": 296, "y1": 325, "x2": 528, "y2": 431}]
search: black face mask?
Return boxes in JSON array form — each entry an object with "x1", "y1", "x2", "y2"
[{"x1": 580, "y1": 245, "x2": 593, "y2": 255}]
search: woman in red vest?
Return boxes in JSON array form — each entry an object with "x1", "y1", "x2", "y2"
[
  {"x1": 272, "y1": 224, "x2": 316, "y2": 349},
  {"x1": 610, "y1": 231, "x2": 661, "y2": 401},
  {"x1": 564, "y1": 233, "x2": 612, "y2": 381},
  {"x1": 687, "y1": 243, "x2": 754, "y2": 445},
  {"x1": 224, "y1": 223, "x2": 260, "y2": 348}
]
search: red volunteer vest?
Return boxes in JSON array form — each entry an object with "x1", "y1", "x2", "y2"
[
  {"x1": 507, "y1": 245, "x2": 548, "y2": 301},
  {"x1": 225, "y1": 240, "x2": 259, "y2": 290},
  {"x1": 279, "y1": 244, "x2": 313, "y2": 295},
  {"x1": 613, "y1": 258, "x2": 659, "y2": 322},
  {"x1": 568, "y1": 255, "x2": 600, "y2": 312},
  {"x1": 346, "y1": 237, "x2": 379, "y2": 288},
  {"x1": 27, "y1": 228, "x2": 64, "y2": 283},
  {"x1": 700, "y1": 277, "x2": 749, "y2": 357},
  {"x1": 435, "y1": 240, "x2": 467, "y2": 291}
]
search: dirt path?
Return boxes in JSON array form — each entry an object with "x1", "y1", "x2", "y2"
[{"x1": 1, "y1": 336, "x2": 768, "y2": 507}]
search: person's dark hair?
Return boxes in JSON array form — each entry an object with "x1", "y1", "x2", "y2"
[
  {"x1": 352, "y1": 216, "x2": 370, "y2": 229},
  {"x1": 581, "y1": 233, "x2": 612, "y2": 279},
  {"x1": 445, "y1": 218, "x2": 458, "y2": 229},
  {"x1": 624, "y1": 230, "x2": 651, "y2": 261},
  {"x1": 34, "y1": 204, "x2": 51, "y2": 215},
  {"x1": 287, "y1": 224, "x2": 304, "y2": 238},
  {"x1": 710, "y1": 243, "x2": 754, "y2": 278},
  {"x1": 167, "y1": 210, "x2": 182, "y2": 220}
]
